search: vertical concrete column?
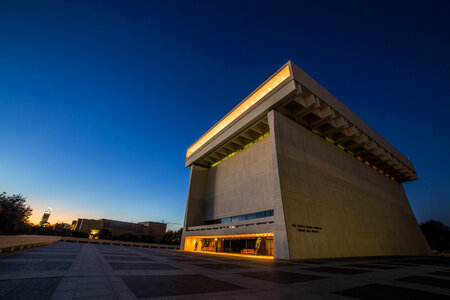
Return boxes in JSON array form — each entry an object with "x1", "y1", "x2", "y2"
[
  {"x1": 181, "y1": 165, "x2": 209, "y2": 250},
  {"x1": 268, "y1": 110, "x2": 291, "y2": 260}
]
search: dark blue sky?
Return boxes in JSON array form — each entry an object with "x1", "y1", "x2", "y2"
[{"x1": 1, "y1": 1, "x2": 449, "y2": 228}]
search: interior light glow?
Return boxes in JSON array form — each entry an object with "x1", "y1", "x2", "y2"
[
  {"x1": 186, "y1": 232, "x2": 274, "y2": 239},
  {"x1": 184, "y1": 250, "x2": 274, "y2": 260},
  {"x1": 186, "y1": 65, "x2": 291, "y2": 159},
  {"x1": 210, "y1": 131, "x2": 269, "y2": 167}
]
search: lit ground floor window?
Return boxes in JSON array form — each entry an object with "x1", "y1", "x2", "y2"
[{"x1": 184, "y1": 233, "x2": 273, "y2": 256}]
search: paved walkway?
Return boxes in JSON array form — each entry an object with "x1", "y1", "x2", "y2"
[{"x1": 1, "y1": 242, "x2": 450, "y2": 299}]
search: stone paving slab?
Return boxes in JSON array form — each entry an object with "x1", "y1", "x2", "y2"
[
  {"x1": 430, "y1": 271, "x2": 450, "y2": 277},
  {"x1": 4, "y1": 253, "x2": 77, "y2": 259},
  {"x1": 238, "y1": 270, "x2": 327, "y2": 284},
  {"x1": 304, "y1": 266, "x2": 374, "y2": 275},
  {"x1": 0, "y1": 261, "x2": 73, "y2": 272},
  {"x1": 110, "y1": 262, "x2": 179, "y2": 270},
  {"x1": 0, "y1": 277, "x2": 62, "y2": 300},
  {"x1": 293, "y1": 260, "x2": 329, "y2": 264},
  {"x1": 121, "y1": 274, "x2": 245, "y2": 298},
  {"x1": 373, "y1": 261, "x2": 418, "y2": 267},
  {"x1": 103, "y1": 255, "x2": 153, "y2": 261},
  {"x1": 343, "y1": 263, "x2": 398, "y2": 270},
  {"x1": 334, "y1": 283, "x2": 450, "y2": 300},
  {"x1": 396, "y1": 275, "x2": 450, "y2": 289},
  {"x1": 169, "y1": 257, "x2": 210, "y2": 262},
  {"x1": 1, "y1": 242, "x2": 450, "y2": 299},
  {"x1": 100, "y1": 251, "x2": 138, "y2": 256},
  {"x1": 191, "y1": 263, "x2": 251, "y2": 270}
]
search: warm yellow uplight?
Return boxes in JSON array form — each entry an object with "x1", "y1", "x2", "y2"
[
  {"x1": 187, "y1": 233, "x2": 274, "y2": 239},
  {"x1": 89, "y1": 229, "x2": 100, "y2": 240},
  {"x1": 185, "y1": 250, "x2": 274, "y2": 260},
  {"x1": 186, "y1": 65, "x2": 291, "y2": 159},
  {"x1": 184, "y1": 233, "x2": 274, "y2": 259}
]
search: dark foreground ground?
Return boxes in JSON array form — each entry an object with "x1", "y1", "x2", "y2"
[{"x1": 0, "y1": 242, "x2": 450, "y2": 299}]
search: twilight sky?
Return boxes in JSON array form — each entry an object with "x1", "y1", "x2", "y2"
[{"x1": 0, "y1": 1, "x2": 449, "y2": 230}]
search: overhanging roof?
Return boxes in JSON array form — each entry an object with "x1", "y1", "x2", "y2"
[{"x1": 185, "y1": 61, "x2": 417, "y2": 183}]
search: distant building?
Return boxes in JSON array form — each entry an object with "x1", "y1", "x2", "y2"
[
  {"x1": 138, "y1": 221, "x2": 168, "y2": 241},
  {"x1": 39, "y1": 207, "x2": 52, "y2": 227},
  {"x1": 71, "y1": 220, "x2": 77, "y2": 230},
  {"x1": 54, "y1": 222, "x2": 71, "y2": 230},
  {"x1": 73, "y1": 218, "x2": 167, "y2": 241}
]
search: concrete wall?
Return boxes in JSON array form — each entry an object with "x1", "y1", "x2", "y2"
[
  {"x1": 106, "y1": 227, "x2": 141, "y2": 237},
  {"x1": 75, "y1": 219, "x2": 104, "y2": 234},
  {"x1": 270, "y1": 110, "x2": 430, "y2": 259},
  {"x1": 181, "y1": 136, "x2": 275, "y2": 249},
  {"x1": 183, "y1": 166, "x2": 210, "y2": 228},
  {"x1": 102, "y1": 219, "x2": 144, "y2": 232},
  {"x1": 181, "y1": 165, "x2": 209, "y2": 249},
  {"x1": 75, "y1": 218, "x2": 166, "y2": 240},
  {"x1": 184, "y1": 136, "x2": 274, "y2": 227},
  {"x1": 0, "y1": 235, "x2": 60, "y2": 253},
  {"x1": 204, "y1": 136, "x2": 274, "y2": 220},
  {"x1": 269, "y1": 112, "x2": 291, "y2": 259}
]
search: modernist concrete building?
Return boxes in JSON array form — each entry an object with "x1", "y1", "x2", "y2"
[{"x1": 181, "y1": 61, "x2": 430, "y2": 260}]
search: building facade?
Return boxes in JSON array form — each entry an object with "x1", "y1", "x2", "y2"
[
  {"x1": 39, "y1": 207, "x2": 52, "y2": 227},
  {"x1": 73, "y1": 218, "x2": 167, "y2": 241},
  {"x1": 181, "y1": 61, "x2": 430, "y2": 260}
]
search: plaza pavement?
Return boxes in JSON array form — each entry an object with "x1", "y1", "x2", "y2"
[{"x1": 0, "y1": 242, "x2": 450, "y2": 299}]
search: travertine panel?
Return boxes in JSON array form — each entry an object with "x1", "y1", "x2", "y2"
[
  {"x1": 269, "y1": 113, "x2": 290, "y2": 260},
  {"x1": 270, "y1": 110, "x2": 430, "y2": 259},
  {"x1": 184, "y1": 166, "x2": 209, "y2": 228},
  {"x1": 204, "y1": 136, "x2": 274, "y2": 220}
]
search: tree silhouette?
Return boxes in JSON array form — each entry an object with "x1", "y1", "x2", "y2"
[
  {"x1": 0, "y1": 192, "x2": 32, "y2": 234},
  {"x1": 160, "y1": 228, "x2": 182, "y2": 245},
  {"x1": 420, "y1": 219, "x2": 450, "y2": 253}
]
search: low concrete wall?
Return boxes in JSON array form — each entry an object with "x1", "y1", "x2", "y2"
[
  {"x1": 0, "y1": 235, "x2": 180, "y2": 253},
  {"x1": 59, "y1": 236, "x2": 180, "y2": 249},
  {"x1": 0, "y1": 235, "x2": 61, "y2": 253}
]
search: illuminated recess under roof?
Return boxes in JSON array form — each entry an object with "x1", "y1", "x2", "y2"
[
  {"x1": 188, "y1": 233, "x2": 274, "y2": 239},
  {"x1": 186, "y1": 65, "x2": 291, "y2": 159}
]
